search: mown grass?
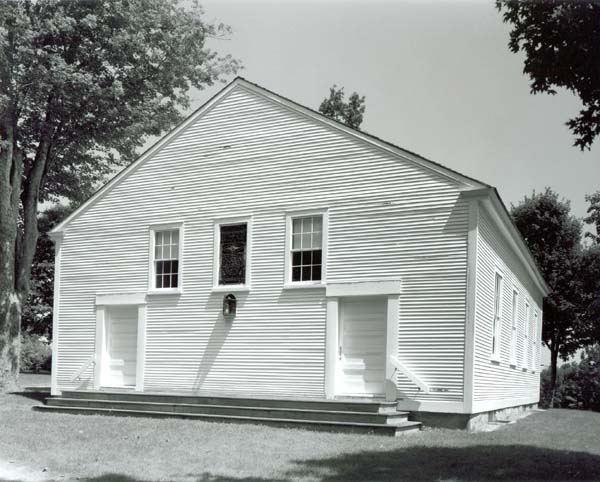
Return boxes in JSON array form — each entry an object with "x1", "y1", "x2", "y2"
[{"x1": 1, "y1": 384, "x2": 599, "y2": 482}]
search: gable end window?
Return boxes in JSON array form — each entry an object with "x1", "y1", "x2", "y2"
[
  {"x1": 285, "y1": 211, "x2": 328, "y2": 286},
  {"x1": 149, "y1": 223, "x2": 183, "y2": 292},
  {"x1": 213, "y1": 217, "x2": 252, "y2": 289},
  {"x1": 219, "y1": 223, "x2": 248, "y2": 285},
  {"x1": 491, "y1": 270, "x2": 503, "y2": 360}
]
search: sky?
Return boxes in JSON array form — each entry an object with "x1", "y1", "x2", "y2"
[{"x1": 185, "y1": 0, "x2": 600, "y2": 224}]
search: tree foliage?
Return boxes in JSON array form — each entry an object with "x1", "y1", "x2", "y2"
[
  {"x1": 318, "y1": 85, "x2": 366, "y2": 129},
  {"x1": 497, "y1": 1, "x2": 600, "y2": 150},
  {"x1": 511, "y1": 188, "x2": 586, "y2": 394},
  {"x1": 0, "y1": 0, "x2": 239, "y2": 390},
  {"x1": 584, "y1": 191, "x2": 600, "y2": 244},
  {"x1": 539, "y1": 345, "x2": 600, "y2": 411},
  {"x1": 22, "y1": 204, "x2": 74, "y2": 337}
]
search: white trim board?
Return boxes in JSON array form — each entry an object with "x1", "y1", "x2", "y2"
[
  {"x1": 50, "y1": 237, "x2": 62, "y2": 396},
  {"x1": 96, "y1": 292, "x2": 147, "y2": 306},
  {"x1": 326, "y1": 280, "x2": 402, "y2": 297}
]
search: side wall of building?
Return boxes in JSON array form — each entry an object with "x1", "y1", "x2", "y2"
[{"x1": 471, "y1": 203, "x2": 543, "y2": 412}]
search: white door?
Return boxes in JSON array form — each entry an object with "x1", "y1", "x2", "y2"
[
  {"x1": 103, "y1": 306, "x2": 138, "y2": 388},
  {"x1": 337, "y1": 297, "x2": 386, "y2": 396}
]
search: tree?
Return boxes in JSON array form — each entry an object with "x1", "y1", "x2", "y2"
[
  {"x1": 511, "y1": 188, "x2": 586, "y2": 402},
  {"x1": 584, "y1": 191, "x2": 600, "y2": 244},
  {"x1": 22, "y1": 204, "x2": 74, "y2": 338},
  {"x1": 318, "y1": 85, "x2": 366, "y2": 129},
  {"x1": 0, "y1": 0, "x2": 239, "y2": 391},
  {"x1": 497, "y1": 2, "x2": 600, "y2": 150},
  {"x1": 581, "y1": 194, "x2": 600, "y2": 346}
]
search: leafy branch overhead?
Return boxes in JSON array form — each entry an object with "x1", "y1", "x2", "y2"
[
  {"x1": 498, "y1": 1, "x2": 600, "y2": 150},
  {"x1": 318, "y1": 85, "x2": 366, "y2": 130}
]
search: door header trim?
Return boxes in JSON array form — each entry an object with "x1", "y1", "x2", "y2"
[
  {"x1": 96, "y1": 292, "x2": 147, "y2": 306},
  {"x1": 326, "y1": 280, "x2": 402, "y2": 298}
]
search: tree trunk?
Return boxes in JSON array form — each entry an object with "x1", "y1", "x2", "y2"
[
  {"x1": 0, "y1": 292, "x2": 22, "y2": 392},
  {"x1": 0, "y1": 107, "x2": 23, "y2": 392},
  {"x1": 550, "y1": 345, "x2": 559, "y2": 408}
]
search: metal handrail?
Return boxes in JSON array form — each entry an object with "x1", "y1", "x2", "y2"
[
  {"x1": 70, "y1": 354, "x2": 96, "y2": 382},
  {"x1": 390, "y1": 355, "x2": 430, "y2": 394}
]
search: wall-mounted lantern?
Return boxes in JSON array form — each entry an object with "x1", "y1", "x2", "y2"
[{"x1": 223, "y1": 294, "x2": 237, "y2": 317}]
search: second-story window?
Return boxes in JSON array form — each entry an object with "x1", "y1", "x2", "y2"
[
  {"x1": 150, "y1": 226, "x2": 182, "y2": 291},
  {"x1": 219, "y1": 223, "x2": 248, "y2": 286},
  {"x1": 291, "y1": 215, "x2": 323, "y2": 282}
]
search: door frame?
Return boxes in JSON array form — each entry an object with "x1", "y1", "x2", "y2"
[
  {"x1": 94, "y1": 292, "x2": 147, "y2": 391},
  {"x1": 325, "y1": 280, "x2": 401, "y2": 401}
]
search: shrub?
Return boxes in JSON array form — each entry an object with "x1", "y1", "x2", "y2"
[{"x1": 20, "y1": 332, "x2": 52, "y2": 373}]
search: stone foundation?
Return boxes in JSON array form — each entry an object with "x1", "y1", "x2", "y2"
[{"x1": 411, "y1": 403, "x2": 538, "y2": 431}]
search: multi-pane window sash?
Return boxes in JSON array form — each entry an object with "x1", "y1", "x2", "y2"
[
  {"x1": 154, "y1": 229, "x2": 179, "y2": 289},
  {"x1": 524, "y1": 301, "x2": 530, "y2": 368},
  {"x1": 291, "y1": 216, "x2": 323, "y2": 282},
  {"x1": 492, "y1": 271, "x2": 503, "y2": 357},
  {"x1": 510, "y1": 289, "x2": 518, "y2": 364}
]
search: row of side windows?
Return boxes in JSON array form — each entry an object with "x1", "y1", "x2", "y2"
[
  {"x1": 491, "y1": 270, "x2": 539, "y2": 371},
  {"x1": 148, "y1": 213, "x2": 326, "y2": 292}
]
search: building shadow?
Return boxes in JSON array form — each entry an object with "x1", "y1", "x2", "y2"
[
  {"x1": 8, "y1": 390, "x2": 49, "y2": 403},
  {"x1": 75, "y1": 444, "x2": 600, "y2": 482}
]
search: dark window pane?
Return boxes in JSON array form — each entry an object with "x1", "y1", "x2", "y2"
[
  {"x1": 171, "y1": 274, "x2": 178, "y2": 288},
  {"x1": 301, "y1": 251, "x2": 312, "y2": 265},
  {"x1": 219, "y1": 223, "x2": 247, "y2": 285},
  {"x1": 156, "y1": 261, "x2": 164, "y2": 275},
  {"x1": 312, "y1": 265, "x2": 322, "y2": 281},
  {"x1": 292, "y1": 251, "x2": 302, "y2": 266},
  {"x1": 156, "y1": 275, "x2": 163, "y2": 289},
  {"x1": 313, "y1": 250, "x2": 322, "y2": 265},
  {"x1": 171, "y1": 260, "x2": 179, "y2": 275},
  {"x1": 302, "y1": 266, "x2": 311, "y2": 281},
  {"x1": 292, "y1": 267, "x2": 301, "y2": 282},
  {"x1": 165, "y1": 274, "x2": 172, "y2": 288}
]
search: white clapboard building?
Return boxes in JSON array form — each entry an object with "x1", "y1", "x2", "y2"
[{"x1": 43, "y1": 78, "x2": 549, "y2": 433}]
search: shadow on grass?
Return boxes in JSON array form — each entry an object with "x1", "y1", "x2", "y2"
[
  {"x1": 9, "y1": 390, "x2": 49, "y2": 403},
  {"x1": 76, "y1": 444, "x2": 600, "y2": 482}
]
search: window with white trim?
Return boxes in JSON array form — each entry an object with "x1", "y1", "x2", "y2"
[
  {"x1": 532, "y1": 309, "x2": 539, "y2": 371},
  {"x1": 510, "y1": 288, "x2": 519, "y2": 365},
  {"x1": 150, "y1": 225, "x2": 182, "y2": 291},
  {"x1": 291, "y1": 215, "x2": 322, "y2": 282},
  {"x1": 523, "y1": 300, "x2": 530, "y2": 369},
  {"x1": 491, "y1": 270, "x2": 503, "y2": 359},
  {"x1": 213, "y1": 218, "x2": 251, "y2": 288}
]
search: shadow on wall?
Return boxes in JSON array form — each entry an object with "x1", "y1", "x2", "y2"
[
  {"x1": 192, "y1": 293, "x2": 248, "y2": 391},
  {"x1": 69, "y1": 444, "x2": 600, "y2": 481}
]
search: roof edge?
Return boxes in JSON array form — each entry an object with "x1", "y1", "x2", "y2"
[
  {"x1": 233, "y1": 77, "x2": 488, "y2": 190},
  {"x1": 50, "y1": 77, "x2": 244, "y2": 235},
  {"x1": 52, "y1": 76, "x2": 489, "y2": 236},
  {"x1": 466, "y1": 187, "x2": 550, "y2": 297}
]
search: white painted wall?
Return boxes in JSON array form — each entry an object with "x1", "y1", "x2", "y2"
[
  {"x1": 471, "y1": 205, "x2": 543, "y2": 411},
  {"x1": 55, "y1": 83, "x2": 472, "y2": 404}
]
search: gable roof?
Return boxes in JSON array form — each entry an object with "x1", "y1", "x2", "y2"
[{"x1": 49, "y1": 76, "x2": 548, "y2": 295}]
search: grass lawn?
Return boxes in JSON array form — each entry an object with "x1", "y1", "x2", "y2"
[{"x1": 1, "y1": 387, "x2": 600, "y2": 482}]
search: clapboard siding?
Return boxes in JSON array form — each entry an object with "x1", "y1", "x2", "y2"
[
  {"x1": 472, "y1": 206, "x2": 543, "y2": 402},
  {"x1": 56, "y1": 84, "x2": 468, "y2": 400}
]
